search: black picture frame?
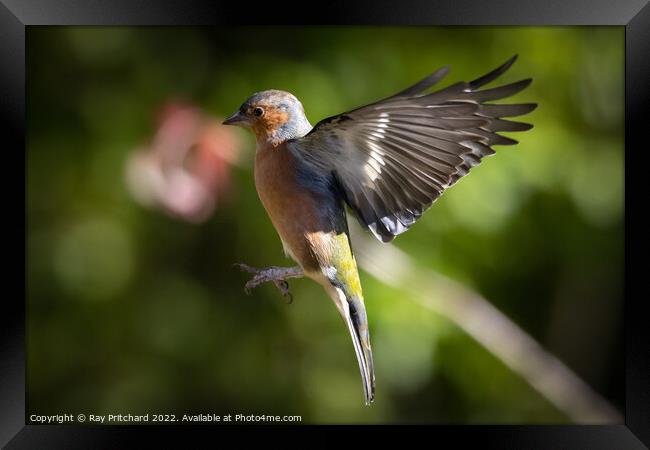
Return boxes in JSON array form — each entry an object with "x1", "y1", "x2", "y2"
[{"x1": 2, "y1": 0, "x2": 648, "y2": 447}]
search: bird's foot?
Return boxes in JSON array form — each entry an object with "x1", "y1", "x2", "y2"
[{"x1": 234, "y1": 263, "x2": 304, "y2": 304}]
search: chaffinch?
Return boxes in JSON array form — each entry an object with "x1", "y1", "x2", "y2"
[{"x1": 224, "y1": 55, "x2": 536, "y2": 405}]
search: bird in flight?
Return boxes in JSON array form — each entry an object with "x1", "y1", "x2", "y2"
[{"x1": 223, "y1": 55, "x2": 536, "y2": 405}]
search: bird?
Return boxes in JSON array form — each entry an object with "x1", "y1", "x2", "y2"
[{"x1": 223, "y1": 55, "x2": 536, "y2": 405}]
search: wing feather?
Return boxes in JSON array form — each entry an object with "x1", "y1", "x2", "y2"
[{"x1": 289, "y1": 55, "x2": 537, "y2": 242}]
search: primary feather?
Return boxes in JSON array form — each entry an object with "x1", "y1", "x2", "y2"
[{"x1": 288, "y1": 55, "x2": 537, "y2": 242}]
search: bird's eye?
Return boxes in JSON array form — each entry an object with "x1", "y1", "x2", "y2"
[{"x1": 253, "y1": 107, "x2": 264, "y2": 117}]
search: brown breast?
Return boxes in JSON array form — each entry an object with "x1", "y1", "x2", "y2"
[{"x1": 254, "y1": 142, "x2": 324, "y2": 273}]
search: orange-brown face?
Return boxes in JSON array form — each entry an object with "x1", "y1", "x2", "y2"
[
  {"x1": 243, "y1": 103, "x2": 290, "y2": 140},
  {"x1": 223, "y1": 90, "x2": 310, "y2": 146}
]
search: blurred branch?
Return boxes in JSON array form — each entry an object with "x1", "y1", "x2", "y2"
[{"x1": 349, "y1": 222, "x2": 622, "y2": 424}]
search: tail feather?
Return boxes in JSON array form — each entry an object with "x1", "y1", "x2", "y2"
[{"x1": 338, "y1": 290, "x2": 375, "y2": 405}]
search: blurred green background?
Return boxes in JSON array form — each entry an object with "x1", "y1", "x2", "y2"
[{"x1": 27, "y1": 27, "x2": 623, "y2": 423}]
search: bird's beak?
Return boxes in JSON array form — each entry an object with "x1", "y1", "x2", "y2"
[{"x1": 222, "y1": 111, "x2": 249, "y2": 127}]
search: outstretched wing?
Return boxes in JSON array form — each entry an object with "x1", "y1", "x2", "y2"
[{"x1": 287, "y1": 55, "x2": 537, "y2": 243}]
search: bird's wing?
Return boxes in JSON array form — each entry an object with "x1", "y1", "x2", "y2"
[{"x1": 287, "y1": 55, "x2": 537, "y2": 243}]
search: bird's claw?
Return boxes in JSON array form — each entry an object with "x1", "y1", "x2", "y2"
[
  {"x1": 235, "y1": 263, "x2": 295, "y2": 303},
  {"x1": 273, "y1": 280, "x2": 293, "y2": 304},
  {"x1": 234, "y1": 263, "x2": 258, "y2": 274}
]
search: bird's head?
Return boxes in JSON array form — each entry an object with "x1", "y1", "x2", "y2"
[{"x1": 223, "y1": 90, "x2": 312, "y2": 146}]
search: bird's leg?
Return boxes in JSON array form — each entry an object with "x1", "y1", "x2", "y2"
[{"x1": 234, "y1": 263, "x2": 304, "y2": 303}]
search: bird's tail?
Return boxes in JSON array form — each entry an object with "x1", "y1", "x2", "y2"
[{"x1": 330, "y1": 286, "x2": 375, "y2": 405}]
